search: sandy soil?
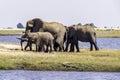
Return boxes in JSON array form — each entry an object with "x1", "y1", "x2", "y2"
[
  {"x1": 0, "y1": 43, "x2": 56, "y2": 57},
  {"x1": 0, "y1": 43, "x2": 38, "y2": 56},
  {"x1": 0, "y1": 43, "x2": 25, "y2": 55}
]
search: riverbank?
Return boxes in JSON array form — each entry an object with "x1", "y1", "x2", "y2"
[
  {"x1": 0, "y1": 43, "x2": 120, "y2": 71},
  {"x1": 0, "y1": 29, "x2": 24, "y2": 36},
  {"x1": 96, "y1": 30, "x2": 120, "y2": 38},
  {"x1": 0, "y1": 29, "x2": 120, "y2": 38}
]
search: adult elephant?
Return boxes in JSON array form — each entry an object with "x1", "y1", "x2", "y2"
[
  {"x1": 65, "y1": 24, "x2": 99, "y2": 52},
  {"x1": 25, "y1": 18, "x2": 67, "y2": 51}
]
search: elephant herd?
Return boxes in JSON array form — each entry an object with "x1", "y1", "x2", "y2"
[{"x1": 19, "y1": 18, "x2": 99, "y2": 53}]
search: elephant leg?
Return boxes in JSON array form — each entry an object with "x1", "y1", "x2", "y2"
[
  {"x1": 56, "y1": 39, "x2": 64, "y2": 52},
  {"x1": 70, "y1": 42, "x2": 74, "y2": 52},
  {"x1": 36, "y1": 45, "x2": 39, "y2": 52},
  {"x1": 64, "y1": 39, "x2": 70, "y2": 52},
  {"x1": 29, "y1": 42, "x2": 32, "y2": 51},
  {"x1": 56, "y1": 33, "x2": 66, "y2": 52},
  {"x1": 42, "y1": 46, "x2": 46, "y2": 52},
  {"x1": 93, "y1": 42, "x2": 99, "y2": 51},
  {"x1": 70, "y1": 36, "x2": 79, "y2": 52},
  {"x1": 38, "y1": 46, "x2": 42, "y2": 52},
  {"x1": 38, "y1": 46, "x2": 44, "y2": 52},
  {"x1": 20, "y1": 40, "x2": 24, "y2": 51},
  {"x1": 54, "y1": 42, "x2": 59, "y2": 51},
  {"x1": 90, "y1": 42, "x2": 93, "y2": 51},
  {"x1": 45, "y1": 45, "x2": 49, "y2": 52},
  {"x1": 69, "y1": 38, "x2": 74, "y2": 52},
  {"x1": 75, "y1": 42, "x2": 80, "y2": 52},
  {"x1": 24, "y1": 41, "x2": 30, "y2": 50},
  {"x1": 50, "y1": 41, "x2": 54, "y2": 52},
  {"x1": 50, "y1": 44, "x2": 53, "y2": 53},
  {"x1": 36, "y1": 42, "x2": 40, "y2": 52}
]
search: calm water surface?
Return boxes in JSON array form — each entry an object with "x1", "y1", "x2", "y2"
[
  {"x1": 0, "y1": 36, "x2": 120, "y2": 79},
  {"x1": 0, "y1": 70, "x2": 120, "y2": 80},
  {"x1": 0, "y1": 35, "x2": 119, "y2": 50}
]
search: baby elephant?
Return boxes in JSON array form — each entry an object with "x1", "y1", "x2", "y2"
[{"x1": 26, "y1": 32, "x2": 54, "y2": 52}]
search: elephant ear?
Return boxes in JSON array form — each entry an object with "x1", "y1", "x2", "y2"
[{"x1": 27, "y1": 20, "x2": 34, "y2": 27}]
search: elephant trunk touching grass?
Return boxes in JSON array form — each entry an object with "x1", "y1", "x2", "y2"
[
  {"x1": 17, "y1": 35, "x2": 29, "y2": 51},
  {"x1": 20, "y1": 32, "x2": 54, "y2": 52}
]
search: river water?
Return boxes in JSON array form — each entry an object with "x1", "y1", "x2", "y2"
[
  {"x1": 0, "y1": 35, "x2": 120, "y2": 50},
  {"x1": 0, "y1": 36, "x2": 120, "y2": 79},
  {"x1": 0, "y1": 70, "x2": 120, "y2": 80}
]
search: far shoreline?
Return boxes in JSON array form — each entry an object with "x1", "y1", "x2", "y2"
[
  {"x1": 0, "y1": 29, "x2": 120, "y2": 38},
  {"x1": 0, "y1": 34, "x2": 22, "y2": 36}
]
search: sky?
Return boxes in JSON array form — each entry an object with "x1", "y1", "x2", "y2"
[{"x1": 0, "y1": 0, "x2": 120, "y2": 28}]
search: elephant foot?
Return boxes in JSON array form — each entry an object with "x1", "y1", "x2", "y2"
[
  {"x1": 64, "y1": 49, "x2": 68, "y2": 52},
  {"x1": 95, "y1": 48, "x2": 99, "y2": 51},
  {"x1": 76, "y1": 50, "x2": 80, "y2": 52},
  {"x1": 69, "y1": 50, "x2": 74, "y2": 52}
]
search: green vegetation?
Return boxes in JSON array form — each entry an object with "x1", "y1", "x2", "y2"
[
  {"x1": 0, "y1": 29, "x2": 120, "y2": 71},
  {"x1": 0, "y1": 29, "x2": 120, "y2": 38},
  {"x1": 0, "y1": 29, "x2": 24, "y2": 35},
  {"x1": 96, "y1": 30, "x2": 120, "y2": 38},
  {"x1": 0, "y1": 49, "x2": 120, "y2": 71}
]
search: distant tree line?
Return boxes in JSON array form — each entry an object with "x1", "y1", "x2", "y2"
[{"x1": 17, "y1": 23, "x2": 25, "y2": 29}]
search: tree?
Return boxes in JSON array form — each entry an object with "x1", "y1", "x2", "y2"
[{"x1": 17, "y1": 23, "x2": 24, "y2": 29}]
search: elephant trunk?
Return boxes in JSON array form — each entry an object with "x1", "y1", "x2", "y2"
[{"x1": 17, "y1": 38, "x2": 28, "y2": 50}]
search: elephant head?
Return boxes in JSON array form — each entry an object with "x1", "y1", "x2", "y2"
[
  {"x1": 17, "y1": 33, "x2": 28, "y2": 50},
  {"x1": 25, "y1": 18, "x2": 44, "y2": 33}
]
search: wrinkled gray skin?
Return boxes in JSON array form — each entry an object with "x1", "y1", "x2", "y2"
[
  {"x1": 25, "y1": 18, "x2": 67, "y2": 51},
  {"x1": 25, "y1": 32, "x2": 54, "y2": 52},
  {"x1": 17, "y1": 34, "x2": 29, "y2": 51},
  {"x1": 65, "y1": 24, "x2": 99, "y2": 52},
  {"x1": 19, "y1": 33, "x2": 34, "y2": 51},
  {"x1": 19, "y1": 33, "x2": 41, "y2": 51}
]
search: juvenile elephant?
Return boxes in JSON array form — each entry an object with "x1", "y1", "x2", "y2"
[
  {"x1": 25, "y1": 18, "x2": 67, "y2": 51},
  {"x1": 18, "y1": 34, "x2": 34, "y2": 51},
  {"x1": 21, "y1": 32, "x2": 54, "y2": 52},
  {"x1": 65, "y1": 24, "x2": 99, "y2": 52}
]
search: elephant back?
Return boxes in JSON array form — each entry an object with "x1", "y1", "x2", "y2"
[
  {"x1": 38, "y1": 32, "x2": 54, "y2": 39},
  {"x1": 43, "y1": 22, "x2": 66, "y2": 34},
  {"x1": 74, "y1": 24, "x2": 95, "y2": 33}
]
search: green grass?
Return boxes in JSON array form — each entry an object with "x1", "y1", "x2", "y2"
[
  {"x1": 0, "y1": 29, "x2": 120, "y2": 37},
  {"x1": 96, "y1": 30, "x2": 120, "y2": 38},
  {"x1": 0, "y1": 49, "x2": 120, "y2": 71},
  {"x1": 0, "y1": 29, "x2": 24, "y2": 35}
]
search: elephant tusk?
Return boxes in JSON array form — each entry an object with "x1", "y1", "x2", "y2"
[
  {"x1": 28, "y1": 23, "x2": 33, "y2": 27},
  {"x1": 16, "y1": 38, "x2": 22, "y2": 40}
]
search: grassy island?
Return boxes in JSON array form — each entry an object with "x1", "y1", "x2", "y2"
[
  {"x1": 0, "y1": 29, "x2": 120, "y2": 71},
  {"x1": 0, "y1": 43, "x2": 120, "y2": 72}
]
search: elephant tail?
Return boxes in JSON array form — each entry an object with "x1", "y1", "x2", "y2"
[
  {"x1": 94, "y1": 32, "x2": 97, "y2": 44},
  {"x1": 94, "y1": 32, "x2": 96, "y2": 37}
]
